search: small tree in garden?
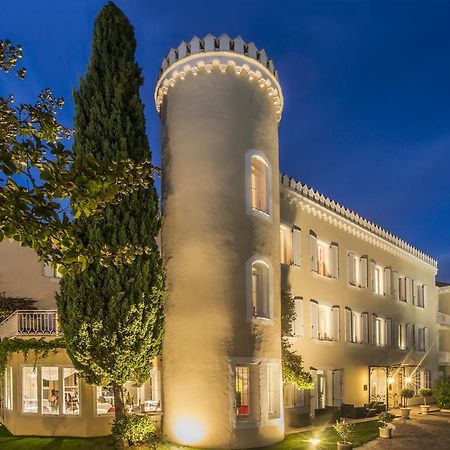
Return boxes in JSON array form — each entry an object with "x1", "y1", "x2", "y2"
[
  {"x1": 434, "y1": 377, "x2": 450, "y2": 409},
  {"x1": 400, "y1": 388, "x2": 414, "y2": 408},
  {"x1": 418, "y1": 388, "x2": 432, "y2": 406},
  {"x1": 378, "y1": 411, "x2": 395, "y2": 428},
  {"x1": 334, "y1": 419, "x2": 355, "y2": 445},
  {"x1": 57, "y1": 1, "x2": 165, "y2": 423},
  {"x1": 281, "y1": 291, "x2": 315, "y2": 390}
]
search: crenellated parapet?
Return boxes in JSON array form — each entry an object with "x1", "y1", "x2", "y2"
[
  {"x1": 154, "y1": 34, "x2": 283, "y2": 121},
  {"x1": 281, "y1": 174, "x2": 438, "y2": 270}
]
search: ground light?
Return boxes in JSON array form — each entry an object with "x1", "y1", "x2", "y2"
[
  {"x1": 173, "y1": 417, "x2": 206, "y2": 446},
  {"x1": 309, "y1": 437, "x2": 321, "y2": 446}
]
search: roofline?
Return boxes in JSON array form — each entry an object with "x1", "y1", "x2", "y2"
[{"x1": 280, "y1": 174, "x2": 437, "y2": 270}]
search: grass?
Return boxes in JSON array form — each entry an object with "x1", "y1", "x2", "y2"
[{"x1": 0, "y1": 420, "x2": 380, "y2": 449}]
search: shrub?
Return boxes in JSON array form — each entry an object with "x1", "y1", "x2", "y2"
[
  {"x1": 418, "y1": 388, "x2": 433, "y2": 405},
  {"x1": 378, "y1": 411, "x2": 395, "y2": 428},
  {"x1": 333, "y1": 418, "x2": 355, "y2": 444},
  {"x1": 112, "y1": 415, "x2": 158, "y2": 446},
  {"x1": 434, "y1": 377, "x2": 450, "y2": 409},
  {"x1": 400, "y1": 388, "x2": 415, "y2": 407}
]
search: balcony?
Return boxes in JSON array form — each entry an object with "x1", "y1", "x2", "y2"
[
  {"x1": 437, "y1": 311, "x2": 450, "y2": 327},
  {"x1": 0, "y1": 310, "x2": 60, "y2": 339},
  {"x1": 438, "y1": 351, "x2": 450, "y2": 365}
]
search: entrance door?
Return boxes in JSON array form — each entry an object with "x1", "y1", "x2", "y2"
[
  {"x1": 317, "y1": 373, "x2": 326, "y2": 409},
  {"x1": 332, "y1": 370, "x2": 343, "y2": 406}
]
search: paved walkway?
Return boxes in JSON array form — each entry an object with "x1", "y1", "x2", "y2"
[{"x1": 357, "y1": 409, "x2": 450, "y2": 449}]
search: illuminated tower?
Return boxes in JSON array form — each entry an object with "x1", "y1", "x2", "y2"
[{"x1": 155, "y1": 34, "x2": 284, "y2": 448}]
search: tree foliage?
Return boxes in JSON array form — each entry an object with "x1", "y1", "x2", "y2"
[
  {"x1": 281, "y1": 290, "x2": 315, "y2": 390},
  {"x1": 434, "y1": 377, "x2": 450, "y2": 409},
  {"x1": 0, "y1": 39, "x2": 159, "y2": 274},
  {"x1": 0, "y1": 292, "x2": 36, "y2": 322},
  {"x1": 56, "y1": 2, "x2": 165, "y2": 421}
]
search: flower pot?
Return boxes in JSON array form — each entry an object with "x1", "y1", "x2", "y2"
[
  {"x1": 420, "y1": 405, "x2": 430, "y2": 415},
  {"x1": 379, "y1": 426, "x2": 392, "y2": 438},
  {"x1": 337, "y1": 442, "x2": 353, "y2": 449},
  {"x1": 401, "y1": 407, "x2": 411, "y2": 419}
]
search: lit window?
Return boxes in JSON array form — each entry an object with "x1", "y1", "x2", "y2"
[
  {"x1": 317, "y1": 241, "x2": 330, "y2": 277},
  {"x1": 374, "y1": 267, "x2": 382, "y2": 294},
  {"x1": 5, "y1": 366, "x2": 13, "y2": 410},
  {"x1": 280, "y1": 225, "x2": 293, "y2": 265},
  {"x1": 348, "y1": 253, "x2": 359, "y2": 286},
  {"x1": 41, "y1": 366, "x2": 60, "y2": 415},
  {"x1": 235, "y1": 366, "x2": 250, "y2": 417},
  {"x1": 311, "y1": 301, "x2": 339, "y2": 341},
  {"x1": 375, "y1": 318, "x2": 384, "y2": 346},
  {"x1": 251, "y1": 156, "x2": 268, "y2": 214},
  {"x1": 267, "y1": 364, "x2": 280, "y2": 419},
  {"x1": 96, "y1": 386, "x2": 115, "y2": 415},
  {"x1": 311, "y1": 235, "x2": 338, "y2": 278},
  {"x1": 251, "y1": 261, "x2": 271, "y2": 319},
  {"x1": 63, "y1": 368, "x2": 80, "y2": 415},
  {"x1": 22, "y1": 367, "x2": 38, "y2": 413}
]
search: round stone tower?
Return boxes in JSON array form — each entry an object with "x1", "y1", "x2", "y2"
[{"x1": 155, "y1": 34, "x2": 284, "y2": 449}]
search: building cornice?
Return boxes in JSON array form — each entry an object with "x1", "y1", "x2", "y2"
[
  {"x1": 281, "y1": 174, "x2": 437, "y2": 272},
  {"x1": 438, "y1": 286, "x2": 450, "y2": 295},
  {"x1": 154, "y1": 34, "x2": 283, "y2": 121}
]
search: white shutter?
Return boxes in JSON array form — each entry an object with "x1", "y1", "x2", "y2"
[
  {"x1": 385, "y1": 319, "x2": 392, "y2": 347},
  {"x1": 332, "y1": 306, "x2": 340, "y2": 341},
  {"x1": 371, "y1": 314, "x2": 377, "y2": 344},
  {"x1": 310, "y1": 232, "x2": 318, "y2": 272},
  {"x1": 424, "y1": 327, "x2": 429, "y2": 351},
  {"x1": 43, "y1": 263, "x2": 54, "y2": 278},
  {"x1": 412, "y1": 280, "x2": 418, "y2": 305},
  {"x1": 345, "y1": 308, "x2": 352, "y2": 342},
  {"x1": 348, "y1": 253, "x2": 355, "y2": 285},
  {"x1": 369, "y1": 260, "x2": 376, "y2": 291},
  {"x1": 331, "y1": 243, "x2": 339, "y2": 278},
  {"x1": 311, "y1": 301, "x2": 318, "y2": 339},
  {"x1": 414, "y1": 326, "x2": 419, "y2": 351},
  {"x1": 393, "y1": 272, "x2": 399, "y2": 300},
  {"x1": 394, "y1": 320, "x2": 399, "y2": 348},
  {"x1": 405, "y1": 277, "x2": 411, "y2": 303},
  {"x1": 384, "y1": 267, "x2": 391, "y2": 296},
  {"x1": 422, "y1": 285, "x2": 427, "y2": 308},
  {"x1": 406, "y1": 323, "x2": 412, "y2": 350},
  {"x1": 292, "y1": 227, "x2": 301, "y2": 266},
  {"x1": 332, "y1": 370, "x2": 343, "y2": 407},
  {"x1": 361, "y1": 313, "x2": 369, "y2": 344},
  {"x1": 360, "y1": 256, "x2": 368, "y2": 288},
  {"x1": 294, "y1": 297, "x2": 304, "y2": 337}
]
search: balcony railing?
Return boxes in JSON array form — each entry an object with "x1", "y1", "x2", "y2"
[
  {"x1": 0, "y1": 310, "x2": 60, "y2": 339},
  {"x1": 437, "y1": 311, "x2": 450, "y2": 327},
  {"x1": 438, "y1": 351, "x2": 450, "y2": 365}
]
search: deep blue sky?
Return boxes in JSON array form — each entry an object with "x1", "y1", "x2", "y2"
[{"x1": 1, "y1": 1, "x2": 449, "y2": 281}]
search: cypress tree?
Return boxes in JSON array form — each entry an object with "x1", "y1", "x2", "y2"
[{"x1": 57, "y1": 2, "x2": 165, "y2": 420}]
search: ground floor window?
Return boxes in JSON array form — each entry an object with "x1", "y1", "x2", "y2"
[
  {"x1": 284, "y1": 382, "x2": 304, "y2": 408},
  {"x1": 235, "y1": 365, "x2": 250, "y2": 417},
  {"x1": 22, "y1": 366, "x2": 79, "y2": 415}
]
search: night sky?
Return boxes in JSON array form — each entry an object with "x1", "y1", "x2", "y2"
[{"x1": 1, "y1": 1, "x2": 449, "y2": 280}]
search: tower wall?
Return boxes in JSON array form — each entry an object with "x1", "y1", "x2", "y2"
[{"x1": 156, "y1": 35, "x2": 284, "y2": 448}]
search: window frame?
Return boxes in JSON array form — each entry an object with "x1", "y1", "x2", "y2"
[{"x1": 247, "y1": 256, "x2": 274, "y2": 324}]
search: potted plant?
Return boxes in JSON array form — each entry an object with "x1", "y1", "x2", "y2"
[
  {"x1": 400, "y1": 388, "x2": 415, "y2": 418},
  {"x1": 333, "y1": 418, "x2": 355, "y2": 449},
  {"x1": 378, "y1": 411, "x2": 396, "y2": 438},
  {"x1": 418, "y1": 388, "x2": 433, "y2": 414}
]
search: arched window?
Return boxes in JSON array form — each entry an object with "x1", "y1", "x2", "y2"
[
  {"x1": 246, "y1": 150, "x2": 272, "y2": 219},
  {"x1": 251, "y1": 261, "x2": 271, "y2": 319}
]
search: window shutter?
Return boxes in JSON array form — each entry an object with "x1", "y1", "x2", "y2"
[
  {"x1": 394, "y1": 320, "x2": 399, "y2": 348},
  {"x1": 405, "y1": 277, "x2": 411, "y2": 303},
  {"x1": 310, "y1": 232, "x2": 318, "y2": 272},
  {"x1": 369, "y1": 260, "x2": 375, "y2": 291},
  {"x1": 292, "y1": 227, "x2": 301, "y2": 266},
  {"x1": 310, "y1": 301, "x2": 318, "y2": 339},
  {"x1": 422, "y1": 285, "x2": 427, "y2": 308},
  {"x1": 392, "y1": 272, "x2": 399, "y2": 300},
  {"x1": 385, "y1": 319, "x2": 392, "y2": 347},
  {"x1": 345, "y1": 308, "x2": 352, "y2": 342},
  {"x1": 424, "y1": 327, "x2": 429, "y2": 351},
  {"x1": 414, "y1": 325, "x2": 419, "y2": 351},
  {"x1": 332, "y1": 306, "x2": 340, "y2": 341},
  {"x1": 384, "y1": 267, "x2": 391, "y2": 296},
  {"x1": 406, "y1": 323, "x2": 412, "y2": 350},
  {"x1": 360, "y1": 256, "x2": 368, "y2": 288},
  {"x1": 412, "y1": 280, "x2": 418, "y2": 305},
  {"x1": 42, "y1": 263, "x2": 54, "y2": 278},
  {"x1": 331, "y1": 243, "x2": 339, "y2": 278},
  {"x1": 361, "y1": 313, "x2": 369, "y2": 344},
  {"x1": 348, "y1": 253, "x2": 355, "y2": 285},
  {"x1": 371, "y1": 314, "x2": 377, "y2": 344},
  {"x1": 294, "y1": 297, "x2": 303, "y2": 337}
]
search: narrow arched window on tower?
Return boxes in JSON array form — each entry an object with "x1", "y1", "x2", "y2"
[
  {"x1": 251, "y1": 261, "x2": 270, "y2": 318},
  {"x1": 251, "y1": 156, "x2": 268, "y2": 213}
]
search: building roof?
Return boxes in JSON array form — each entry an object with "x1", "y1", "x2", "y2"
[
  {"x1": 281, "y1": 174, "x2": 437, "y2": 269},
  {"x1": 437, "y1": 281, "x2": 450, "y2": 287}
]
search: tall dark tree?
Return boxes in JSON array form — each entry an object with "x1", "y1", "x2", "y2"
[{"x1": 57, "y1": 2, "x2": 165, "y2": 420}]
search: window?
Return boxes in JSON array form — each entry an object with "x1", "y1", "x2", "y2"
[
  {"x1": 246, "y1": 151, "x2": 272, "y2": 218},
  {"x1": 5, "y1": 366, "x2": 13, "y2": 410},
  {"x1": 394, "y1": 321, "x2": 403, "y2": 350},
  {"x1": 347, "y1": 253, "x2": 359, "y2": 286},
  {"x1": 311, "y1": 301, "x2": 339, "y2": 341},
  {"x1": 370, "y1": 261, "x2": 383, "y2": 295},
  {"x1": 416, "y1": 327, "x2": 427, "y2": 352},
  {"x1": 405, "y1": 323, "x2": 413, "y2": 350},
  {"x1": 267, "y1": 365, "x2": 280, "y2": 419},
  {"x1": 383, "y1": 267, "x2": 392, "y2": 296},
  {"x1": 345, "y1": 308, "x2": 362, "y2": 343},
  {"x1": 96, "y1": 386, "x2": 115, "y2": 415},
  {"x1": 251, "y1": 260, "x2": 271, "y2": 319},
  {"x1": 310, "y1": 232, "x2": 338, "y2": 278},
  {"x1": 360, "y1": 256, "x2": 368, "y2": 288},
  {"x1": 284, "y1": 383, "x2": 304, "y2": 408},
  {"x1": 419, "y1": 370, "x2": 431, "y2": 389},
  {"x1": 42, "y1": 366, "x2": 60, "y2": 415},
  {"x1": 22, "y1": 367, "x2": 38, "y2": 413},
  {"x1": 373, "y1": 316, "x2": 384, "y2": 346},
  {"x1": 280, "y1": 225, "x2": 301, "y2": 266},
  {"x1": 385, "y1": 319, "x2": 392, "y2": 347},
  {"x1": 398, "y1": 275, "x2": 407, "y2": 302},
  {"x1": 413, "y1": 282, "x2": 426, "y2": 308},
  {"x1": 235, "y1": 366, "x2": 250, "y2": 417},
  {"x1": 63, "y1": 368, "x2": 80, "y2": 415}
]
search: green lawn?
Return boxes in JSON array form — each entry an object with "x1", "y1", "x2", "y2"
[{"x1": 0, "y1": 420, "x2": 380, "y2": 449}]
